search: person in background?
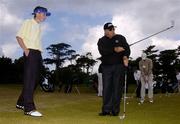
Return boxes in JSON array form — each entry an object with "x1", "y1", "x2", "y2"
[
  {"x1": 139, "y1": 52, "x2": 153, "y2": 104},
  {"x1": 176, "y1": 70, "x2": 180, "y2": 93},
  {"x1": 133, "y1": 69, "x2": 141, "y2": 98},
  {"x1": 16, "y1": 6, "x2": 51, "y2": 117}
]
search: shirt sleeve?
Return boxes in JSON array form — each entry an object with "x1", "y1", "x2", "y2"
[
  {"x1": 122, "y1": 36, "x2": 131, "y2": 57},
  {"x1": 97, "y1": 38, "x2": 114, "y2": 56},
  {"x1": 148, "y1": 59, "x2": 153, "y2": 74},
  {"x1": 16, "y1": 20, "x2": 28, "y2": 39},
  {"x1": 139, "y1": 61, "x2": 144, "y2": 76}
]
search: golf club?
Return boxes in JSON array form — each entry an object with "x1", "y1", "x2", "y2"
[
  {"x1": 130, "y1": 21, "x2": 175, "y2": 46},
  {"x1": 119, "y1": 70, "x2": 127, "y2": 120}
]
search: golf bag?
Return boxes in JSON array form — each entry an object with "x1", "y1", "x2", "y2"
[{"x1": 40, "y1": 77, "x2": 55, "y2": 92}]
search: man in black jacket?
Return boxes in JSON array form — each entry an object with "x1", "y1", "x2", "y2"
[{"x1": 97, "y1": 22, "x2": 130, "y2": 116}]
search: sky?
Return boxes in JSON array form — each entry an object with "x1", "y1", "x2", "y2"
[{"x1": 0, "y1": 0, "x2": 180, "y2": 72}]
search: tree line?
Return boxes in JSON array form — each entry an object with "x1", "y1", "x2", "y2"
[{"x1": 0, "y1": 43, "x2": 179, "y2": 92}]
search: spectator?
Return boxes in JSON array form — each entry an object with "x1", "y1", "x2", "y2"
[
  {"x1": 139, "y1": 52, "x2": 154, "y2": 103},
  {"x1": 133, "y1": 69, "x2": 141, "y2": 98}
]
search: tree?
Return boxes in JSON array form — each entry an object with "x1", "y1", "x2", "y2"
[
  {"x1": 174, "y1": 46, "x2": 180, "y2": 70},
  {"x1": 76, "y1": 52, "x2": 97, "y2": 74},
  {"x1": 66, "y1": 50, "x2": 79, "y2": 65},
  {"x1": 143, "y1": 45, "x2": 158, "y2": 58},
  {"x1": 0, "y1": 56, "x2": 22, "y2": 83},
  {"x1": 158, "y1": 49, "x2": 179, "y2": 81},
  {"x1": 14, "y1": 56, "x2": 24, "y2": 82},
  {"x1": 44, "y1": 43, "x2": 75, "y2": 70},
  {"x1": 44, "y1": 43, "x2": 78, "y2": 86}
]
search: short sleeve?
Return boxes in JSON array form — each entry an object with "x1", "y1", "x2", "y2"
[{"x1": 16, "y1": 20, "x2": 28, "y2": 38}]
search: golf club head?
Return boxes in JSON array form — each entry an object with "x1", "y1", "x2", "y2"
[{"x1": 171, "y1": 20, "x2": 175, "y2": 27}]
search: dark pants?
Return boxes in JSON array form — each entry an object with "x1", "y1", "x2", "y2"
[
  {"x1": 136, "y1": 80, "x2": 141, "y2": 98},
  {"x1": 101, "y1": 64, "x2": 125, "y2": 114},
  {"x1": 17, "y1": 49, "x2": 42, "y2": 112}
]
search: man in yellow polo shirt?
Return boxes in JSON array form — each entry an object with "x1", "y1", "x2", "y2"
[{"x1": 16, "y1": 6, "x2": 51, "y2": 117}]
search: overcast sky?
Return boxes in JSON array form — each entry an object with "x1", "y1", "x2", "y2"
[{"x1": 0, "y1": 0, "x2": 179, "y2": 71}]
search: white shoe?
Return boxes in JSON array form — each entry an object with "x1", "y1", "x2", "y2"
[
  {"x1": 140, "y1": 99, "x2": 144, "y2": 104},
  {"x1": 149, "y1": 99, "x2": 153, "y2": 103},
  {"x1": 98, "y1": 94, "x2": 102, "y2": 97},
  {"x1": 25, "y1": 110, "x2": 43, "y2": 117}
]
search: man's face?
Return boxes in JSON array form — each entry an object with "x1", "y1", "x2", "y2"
[
  {"x1": 104, "y1": 28, "x2": 115, "y2": 38},
  {"x1": 142, "y1": 53, "x2": 147, "y2": 60},
  {"x1": 36, "y1": 13, "x2": 47, "y2": 22}
]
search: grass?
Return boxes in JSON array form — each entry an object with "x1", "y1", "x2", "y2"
[{"x1": 0, "y1": 84, "x2": 180, "y2": 124}]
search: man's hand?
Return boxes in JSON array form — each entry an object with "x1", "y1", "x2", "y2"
[
  {"x1": 141, "y1": 75, "x2": 148, "y2": 81},
  {"x1": 123, "y1": 56, "x2": 128, "y2": 67},
  {"x1": 145, "y1": 76, "x2": 148, "y2": 82},
  {"x1": 114, "y1": 47, "x2": 125, "y2": 53},
  {"x1": 16, "y1": 36, "x2": 29, "y2": 57},
  {"x1": 24, "y1": 49, "x2": 30, "y2": 57}
]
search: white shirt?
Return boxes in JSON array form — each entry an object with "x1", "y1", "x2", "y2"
[
  {"x1": 134, "y1": 70, "x2": 141, "y2": 81},
  {"x1": 176, "y1": 73, "x2": 180, "y2": 80}
]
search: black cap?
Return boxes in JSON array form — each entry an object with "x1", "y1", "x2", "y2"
[
  {"x1": 32, "y1": 6, "x2": 51, "y2": 16},
  {"x1": 103, "y1": 22, "x2": 116, "y2": 30}
]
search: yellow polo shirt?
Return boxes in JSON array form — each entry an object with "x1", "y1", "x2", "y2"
[{"x1": 16, "y1": 19, "x2": 42, "y2": 51}]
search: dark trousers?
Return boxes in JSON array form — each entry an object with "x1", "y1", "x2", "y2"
[
  {"x1": 102, "y1": 64, "x2": 125, "y2": 114},
  {"x1": 17, "y1": 49, "x2": 42, "y2": 112},
  {"x1": 136, "y1": 80, "x2": 141, "y2": 98}
]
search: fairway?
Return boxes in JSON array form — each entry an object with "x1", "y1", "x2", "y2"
[{"x1": 0, "y1": 84, "x2": 180, "y2": 124}]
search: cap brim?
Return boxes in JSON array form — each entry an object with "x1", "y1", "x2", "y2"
[
  {"x1": 104, "y1": 26, "x2": 117, "y2": 30},
  {"x1": 31, "y1": 12, "x2": 51, "y2": 16},
  {"x1": 46, "y1": 12, "x2": 51, "y2": 16}
]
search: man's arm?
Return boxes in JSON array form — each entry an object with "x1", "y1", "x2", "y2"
[
  {"x1": 123, "y1": 56, "x2": 128, "y2": 67},
  {"x1": 139, "y1": 61, "x2": 144, "y2": 76},
  {"x1": 114, "y1": 47, "x2": 125, "y2": 53},
  {"x1": 16, "y1": 20, "x2": 30, "y2": 56},
  {"x1": 16, "y1": 36, "x2": 29, "y2": 56},
  {"x1": 122, "y1": 36, "x2": 131, "y2": 67},
  {"x1": 148, "y1": 59, "x2": 153, "y2": 74},
  {"x1": 97, "y1": 39, "x2": 114, "y2": 56},
  {"x1": 113, "y1": 36, "x2": 131, "y2": 67},
  {"x1": 122, "y1": 36, "x2": 131, "y2": 57}
]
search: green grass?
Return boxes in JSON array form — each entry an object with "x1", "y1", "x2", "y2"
[{"x1": 0, "y1": 84, "x2": 180, "y2": 124}]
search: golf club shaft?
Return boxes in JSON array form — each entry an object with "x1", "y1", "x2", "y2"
[
  {"x1": 124, "y1": 71, "x2": 127, "y2": 114},
  {"x1": 130, "y1": 24, "x2": 174, "y2": 46}
]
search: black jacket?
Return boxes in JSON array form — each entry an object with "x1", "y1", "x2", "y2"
[{"x1": 97, "y1": 34, "x2": 130, "y2": 65}]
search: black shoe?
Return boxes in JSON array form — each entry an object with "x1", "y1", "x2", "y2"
[
  {"x1": 16, "y1": 104, "x2": 24, "y2": 110},
  {"x1": 99, "y1": 112, "x2": 111, "y2": 116}
]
